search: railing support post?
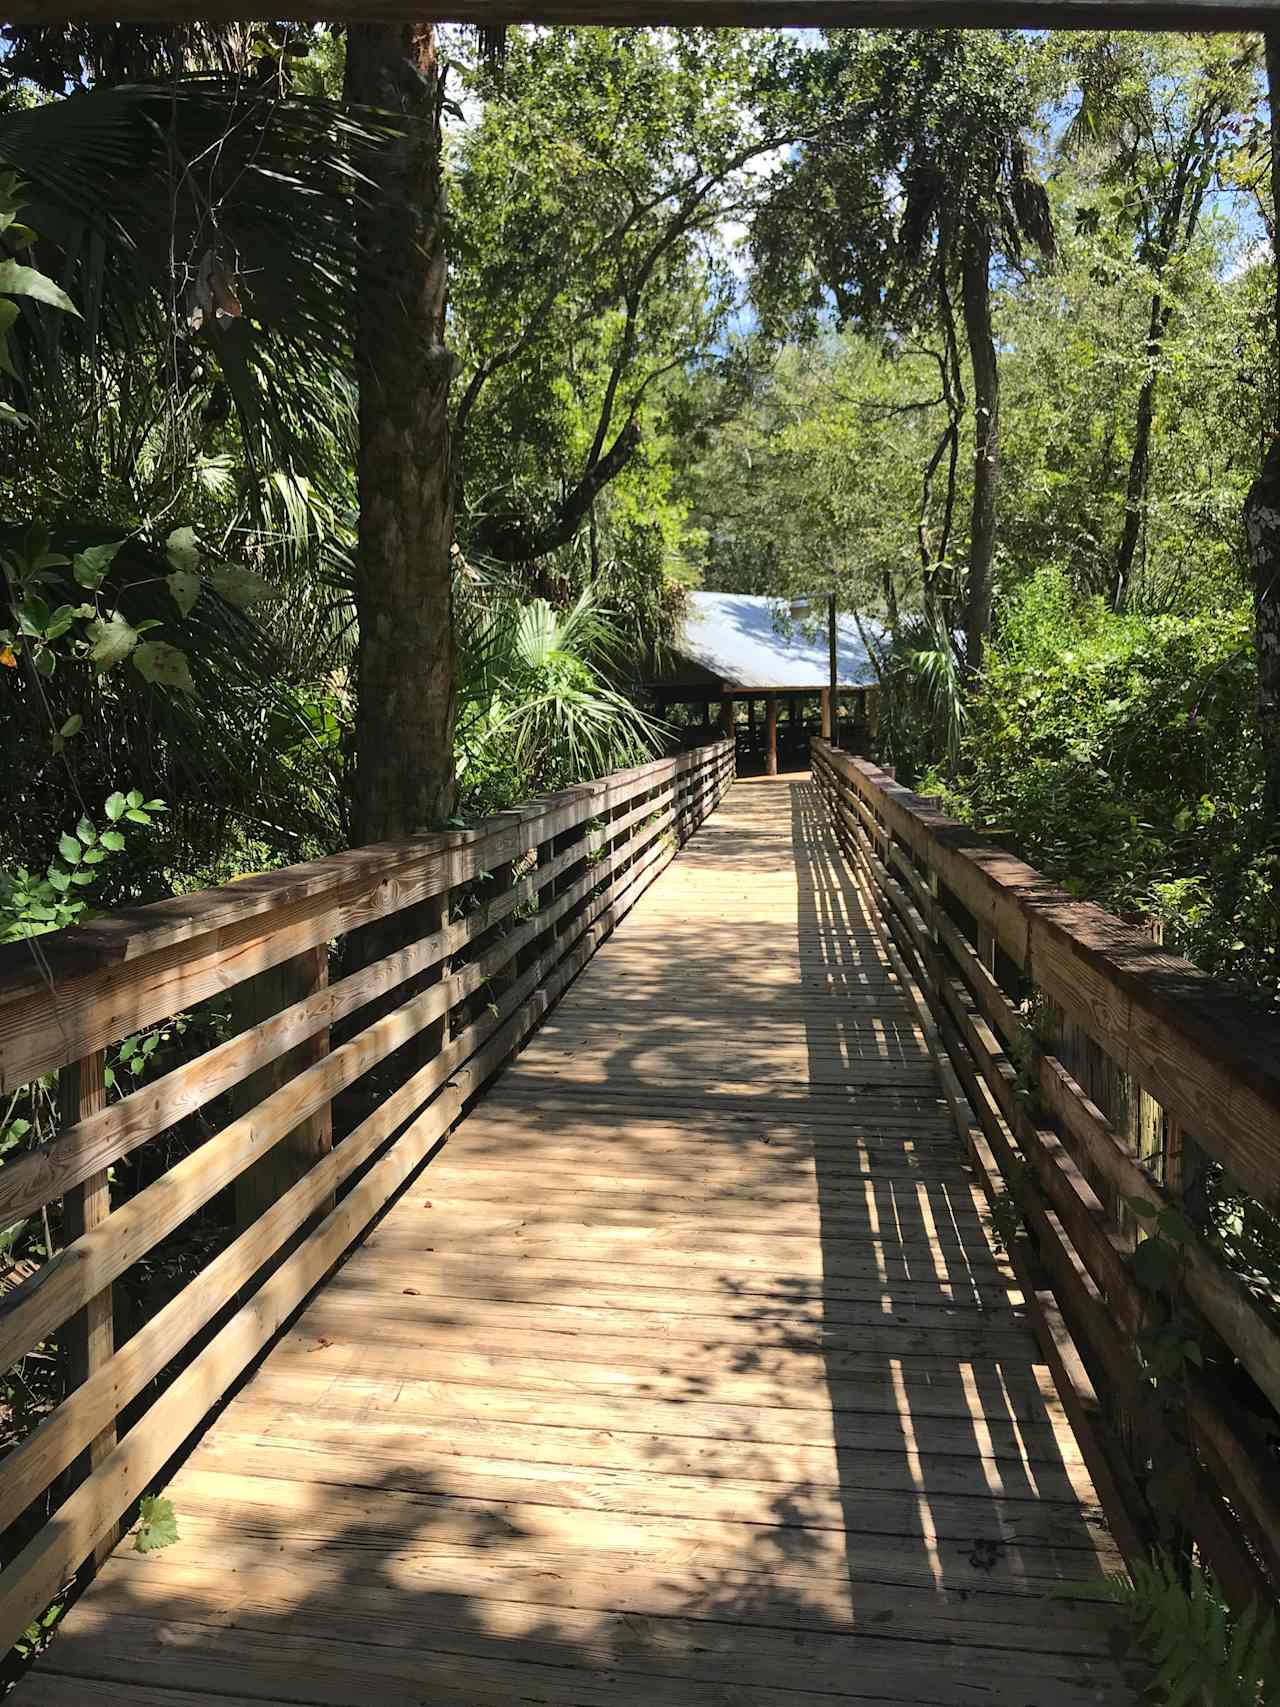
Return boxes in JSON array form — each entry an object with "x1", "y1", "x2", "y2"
[
  {"x1": 234, "y1": 944, "x2": 333, "y2": 1236},
  {"x1": 59, "y1": 1048, "x2": 118, "y2": 1568}
]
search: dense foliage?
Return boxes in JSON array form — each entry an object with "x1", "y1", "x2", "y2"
[{"x1": 933, "y1": 569, "x2": 1274, "y2": 994}]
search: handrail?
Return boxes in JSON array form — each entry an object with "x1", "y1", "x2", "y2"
[
  {"x1": 813, "y1": 737, "x2": 1280, "y2": 1623},
  {"x1": 0, "y1": 740, "x2": 734, "y2": 1653}
]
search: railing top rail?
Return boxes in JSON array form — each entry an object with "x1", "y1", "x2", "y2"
[
  {"x1": 0, "y1": 742, "x2": 731, "y2": 1092},
  {"x1": 814, "y1": 740, "x2": 1280, "y2": 1213}
]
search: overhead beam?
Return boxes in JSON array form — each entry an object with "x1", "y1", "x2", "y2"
[{"x1": 0, "y1": 0, "x2": 1275, "y2": 26}]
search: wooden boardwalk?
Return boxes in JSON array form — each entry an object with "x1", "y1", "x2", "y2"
[{"x1": 20, "y1": 776, "x2": 1144, "y2": 1707}]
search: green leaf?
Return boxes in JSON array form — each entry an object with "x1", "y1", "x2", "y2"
[
  {"x1": 133, "y1": 1495, "x2": 179, "y2": 1553},
  {"x1": 209, "y1": 563, "x2": 277, "y2": 607},
  {"x1": 60, "y1": 715, "x2": 83, "y2": 739},
  {"x1": 0, "y1": 259, "x2": 79, "y2": 315},
  {"x1": 166, "y1": 569, "x2": 202, "y2": 617},
  {"x1": 70, "y1": 869, "x2": 95, "y2": 886},
  {"x1": 75, "y1": 816, "x2": 96, "y2": 846},
  {"x1": 133, "y1": 642, "x2": 195, "y2": 694},
  {"x1": 164, "y1": 527, "x2": 201, "y2": 576},
  {"x1": 45, "y1": 867, "x2": 70, "y2": 894},
  {"x1": 1133, "y1": 1237, "x2": 1176, "y2": 1293},
  {"x1": 1156, "y1": 1207, "x2": 1193, "y2": 1246},
  {"x1": 99, "y1": 828, "x2": 125, "y2": 850},
  {"x1": 88, "y1": 613, "x2": 139, "y2": 668},
  {"x1": 72, "y1": 541, "x2": 122, "y2": 590},
  {"x1": 58, "y1": 833, "x2": 82, "y2": 866},
  {"x1": 1123, "y1": 1195, "x2": 1158, "y2": 1221},
  {"x1": 104, "y1": 794, "x2": 126, "y2": 824},
  {"x1": 124, "y1": 809, "x2": 152, "y2": 825}
]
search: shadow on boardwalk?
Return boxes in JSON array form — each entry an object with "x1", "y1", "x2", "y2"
[{"x1": 18, "y1": 778, "x2": 1147, "y2": 1707}]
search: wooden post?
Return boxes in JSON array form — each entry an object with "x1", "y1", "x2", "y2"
[
  {"x1": 827, "y1": 593, "x2": 838, "y2": 740},
  {"x1": 1135, "y1": 919, "x2": 1164, "y2": 1174},
  {"x1": 59, "y1": 1048, "x2": 117, "y2": 1566},
  {"x1": 549, "y1": 787, "x2": 597, "y2": 949},
  {"x1": 820, "y1": 686, "x2": 832, "y2": 740},
  {"x1": 765, "y1": 693, "x2": 778, "y2": 776},
  {"x1": 234, "y1": 945, "x2": 333, "y2": 1234},
  {"x1": 718, "y1": 698, "x2": 735, "y2": 738}
]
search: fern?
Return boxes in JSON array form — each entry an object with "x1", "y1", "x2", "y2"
[{"x1": 1091, "y1": 1558, "x2": 1280, "y2": 1707}]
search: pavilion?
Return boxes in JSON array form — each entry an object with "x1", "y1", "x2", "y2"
[{"x1": 645, "y1": 590, "x2": 884, "y2": 773}]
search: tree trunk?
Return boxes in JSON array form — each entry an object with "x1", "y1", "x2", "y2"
[
  {"x1": 960, "y1": 221, "x2": 999, "y2": 678},
  {"x1": 345, "y1": 23, "x2": 456, "y2": 846},
  {"x1": 1114, "y1": 295, "x2": 1166, "y2": 610}
]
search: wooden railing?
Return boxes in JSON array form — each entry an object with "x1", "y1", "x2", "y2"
[
  {"x1": 0, "y1": 739, "x2": 734, "y2": 1652},
  {"x1": 813, "y1": 739, "x2": 1280, "y2": 1621}
]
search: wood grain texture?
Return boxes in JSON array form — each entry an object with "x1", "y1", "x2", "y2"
[
  {"x1": 0, "y1": 749, "x2": 732, "y2": 1636},
  {"x1": 16, "y1": 775, "x2": 1142, "y2": 1706}
]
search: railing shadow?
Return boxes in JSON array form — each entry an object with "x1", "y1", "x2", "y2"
[{"x1": 22, "y1": 775, "x2": 1148, "y2": 1704}]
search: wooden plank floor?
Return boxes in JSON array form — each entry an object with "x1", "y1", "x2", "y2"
[{"x1": 20, "y1": 776, "x2": 1146, "y2": 1707}]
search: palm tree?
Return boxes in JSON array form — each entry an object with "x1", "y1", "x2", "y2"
[
  {"x1": 454, "y1": 571, "x2": 664, "y2": 811},
  {"x1": 0, "y1": 76, "x2": 381, "y2": 868}
]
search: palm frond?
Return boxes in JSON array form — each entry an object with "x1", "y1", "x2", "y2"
[{"x1": 0, "y1": 77, "x2": 388, "y2": 492}]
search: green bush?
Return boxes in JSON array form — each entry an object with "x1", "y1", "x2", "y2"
[{"x1": 935, "y1": 568, "x2": 1276, "y2": 999}]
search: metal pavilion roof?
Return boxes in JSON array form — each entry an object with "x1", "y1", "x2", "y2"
[{"x1": 672, "y1": 592, "x2": 884, "y2": 691}]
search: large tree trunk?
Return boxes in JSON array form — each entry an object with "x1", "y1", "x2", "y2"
[
  {"x1": 1113, "y1": 295, "x2": 1166, "y2": 610},
  {"x1": 345, "y1": 23, "x2": 456, "y2": 846},
  {"x1": 1243, "y1": 31, "x2": 1280, "y2": 831},
  {"x1": 960, "y1": 221, "x2": 999, "y2": 678}
]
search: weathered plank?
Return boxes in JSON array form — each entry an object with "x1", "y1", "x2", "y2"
[{"x1": 13, "y1": 776, "x2": 1138, "y2": 1705}]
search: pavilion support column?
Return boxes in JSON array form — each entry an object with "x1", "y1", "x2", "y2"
[
  {"x1": 718, "y1": 699, "x2": 735, "y2": 738},
  {"x1": 820, "y1": 687, "x2": 832, "y2": 741},
  {"x1": 765, "y1": 693, "x2": 778, "y2": 776}
]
